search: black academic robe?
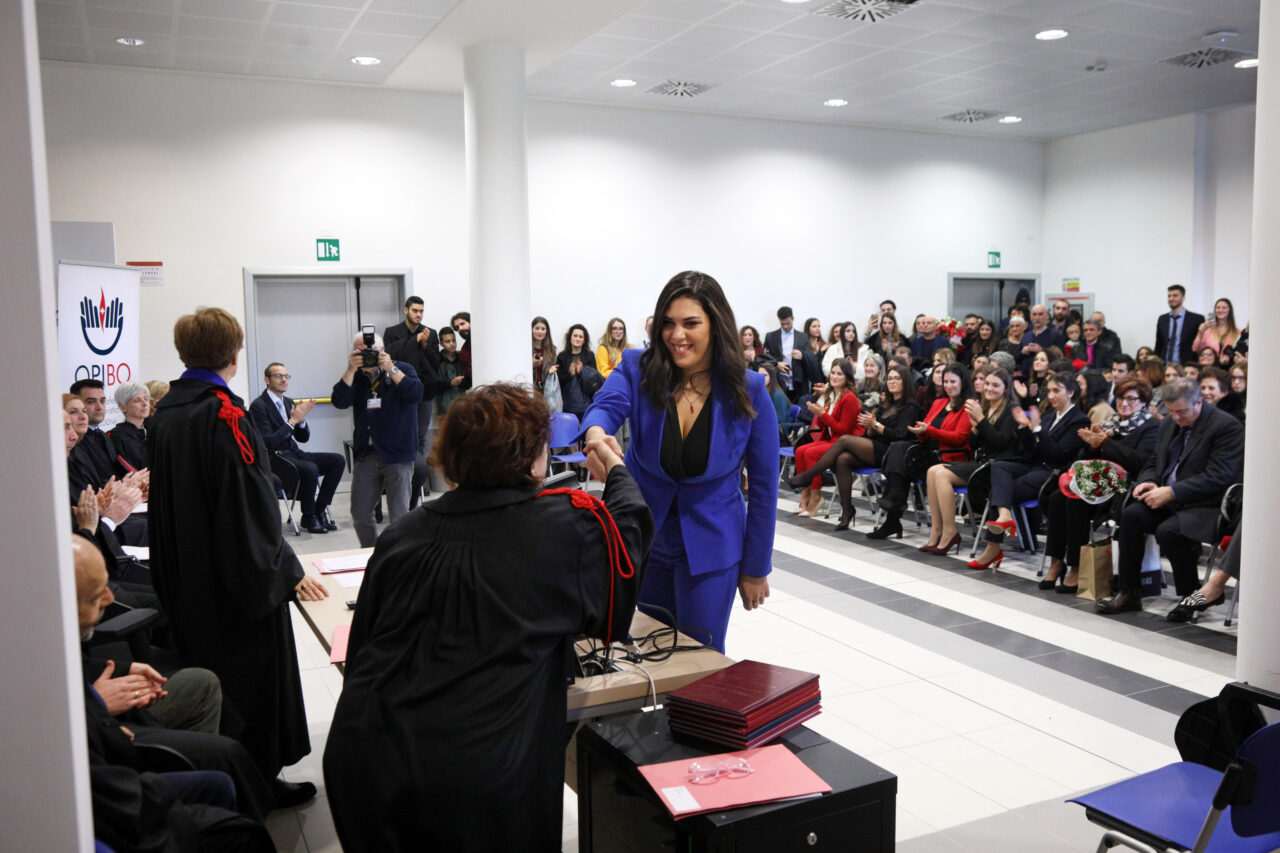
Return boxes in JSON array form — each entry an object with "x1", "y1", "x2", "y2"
[
  {"x1": 147, "y1": 377, "x2": 308, "y2": 776},
  {"x1": 72, "y1": 427, "x2": 117, "y2": 488},
  {"x1": 324, "y1": 466, "x2": 653, "y2": 853},
  {"x1": 110, "y1": 420, "x2": 150, "y2": 473}
]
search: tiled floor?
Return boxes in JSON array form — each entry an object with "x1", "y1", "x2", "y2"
[{"x1": 269, "y1": 486, "x2": 1238, "y2": 851}]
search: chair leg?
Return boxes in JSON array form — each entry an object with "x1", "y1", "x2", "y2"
[
  {"x1": 1224, "y1": 576, "x2": 1240, "y2": 627},
  {"x1": 280, "y1": 490, "x2": 300, "y2": 536},
  {"x1": 971, "y1": 504, "x2": 990, "y2": 559},
  {"x1": 912, "y1": 481, "x2": 928, "y2": 528},
  {"x1": 863, "y1": 474, "x2": 884, "y2": 527}
]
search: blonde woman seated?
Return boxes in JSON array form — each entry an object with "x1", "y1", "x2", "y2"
[{"x1": 920, "y1": 367, "x2": 1020, "y2": 555}]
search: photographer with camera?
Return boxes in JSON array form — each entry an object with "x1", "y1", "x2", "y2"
[{"x1": 332, "y1": 328, "x2": 424, "y2": 547}]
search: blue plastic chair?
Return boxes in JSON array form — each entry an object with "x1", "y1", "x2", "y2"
[
  {"x1": 1069, "y1": 720, "x2": 1280, "y2": 853},
  {"x1": 549, "y1": 412, "x2": 588, "y2": 481}
]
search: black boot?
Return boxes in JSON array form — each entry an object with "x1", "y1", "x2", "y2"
[
  {"x1": 877, "y1": 472, "x2": 907, "y2": 511},
  {"x1": 867, "y1": 509, "x2": 903, "y2": 540}
]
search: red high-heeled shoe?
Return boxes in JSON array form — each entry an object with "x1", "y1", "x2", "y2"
[
  {"x1": 921, "y1": 532, "x2": 962, "y2": 555},
  {"x1": 967, "y1": 550, "x2": 1004, "y2": 570},
  {"x1": 985, "y1": 518, "x2": 1018, "y2": 537}
]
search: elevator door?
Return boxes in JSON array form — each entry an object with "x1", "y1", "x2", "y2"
[{"x1": 949, "y1": 276, "x2": 1039, "y2": 325}]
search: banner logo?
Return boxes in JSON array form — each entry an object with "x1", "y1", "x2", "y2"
[{"x1": 80, "y1": 288, "x2": 125, "y2": 356}]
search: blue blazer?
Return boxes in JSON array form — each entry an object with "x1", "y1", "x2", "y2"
[{"x1": 581, "y1": 349, "x2": 779, "y2": 578}]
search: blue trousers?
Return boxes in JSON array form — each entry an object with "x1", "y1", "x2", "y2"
[{"x1": 638, "y1": 506, "x2": 740, "y2": 654}]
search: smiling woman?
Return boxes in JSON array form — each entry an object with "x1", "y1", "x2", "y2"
[{"x1": 581, "y1": 270, "x2": 779, "y2": 653}]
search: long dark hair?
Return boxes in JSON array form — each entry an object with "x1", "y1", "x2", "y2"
[
  {"x1": 879, "y1": 364, "x2": 916, "y2": 419},
  {"x1": 640, "y1": 271, "x2": 754, "y2": 418},
  {"x1": 943, "y1": 363, "x2": 975, "y2": 409},
  {"x1": 1078, "y1": 369, "x2": 1110, "y2": 410}
]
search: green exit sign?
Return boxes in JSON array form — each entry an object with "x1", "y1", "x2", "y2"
[
  {"x1": 317, "y1": 238, "x2": 340, "y2": 262},
  {"x1": 987, "y1": 251, "x2": 1001, "y2": 269}
]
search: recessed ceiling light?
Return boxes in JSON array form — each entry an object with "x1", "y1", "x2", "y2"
[
  {"x1": 115, "y1": 37, "x2": 145, "y2": 46},
  {"x1": 824, "y1": 98, "x2": 848, "y2": 107},
  {"x1": 1035, "y1": 29, "x2": 1069, "y2": 41},
  {"x1": 998, "y1": 115, "x2": 1023, "y2": 124},
  {"x1": 610, "y1": 79, "x2": 637, "y2": 88},
  {"x1": 1235, "y1": 58, "x2": 1259, "y2": 69},
  {"x1": 350, "y1": 56, "x2": 381, "y2": 66}
]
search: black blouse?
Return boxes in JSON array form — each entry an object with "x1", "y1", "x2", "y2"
[{"x1": 660, "y1": 401, "x2": 712, "y2": 480}]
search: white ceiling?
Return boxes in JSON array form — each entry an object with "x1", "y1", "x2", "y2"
[{"x1": 36, "y1": 0, "x2": 1261, "y2": 140}]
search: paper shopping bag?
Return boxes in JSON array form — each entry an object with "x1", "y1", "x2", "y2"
[{"x1": 1076, "y1": 538, "x2": 1113, "y2": 600}]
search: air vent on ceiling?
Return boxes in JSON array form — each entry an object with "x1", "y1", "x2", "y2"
[
  {"x1": 1160, "y1": 47, "x2": 1253, "y2": 69},
  {"x1": 812, "y1": 0, "x2": 920, "y2": 24},
  {"x1": 941, "y1": 108, "x2": 1000, "y2": 124},
  {"x1": 646, "y1": 80, "x2": 716, "y2": 97}
]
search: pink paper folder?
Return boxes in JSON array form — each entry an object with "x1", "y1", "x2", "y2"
[
  {"x1": 329, "y1": 624, "x2": 351, "y2": 664},
  {"x1": 637, "y1": 744, "x2": 831, "y2": 819},
  {"x1": 313, "y1": 554, "x2": 369, "y2": 574}
]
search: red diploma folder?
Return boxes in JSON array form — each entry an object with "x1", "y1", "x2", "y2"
[{"x1": 637, "y1": 744, "x2": 831, "y2": 819}]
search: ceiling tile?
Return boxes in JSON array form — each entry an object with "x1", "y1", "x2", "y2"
[
  {"x1": 254, "y1": 41, "x2": 333, "y2": 64},
  {"x1": 175, "y1": 36, "x2": 256, "y2": 59},
  {"x1": 705, "y1": 3, "x2": 804, "y2": 31},
  {"x1": 175, "y1": 16, "x2": 263, "y2": 41},
  {"x1": 599, "y1": 14, "x2": 695, "y2": 42},
  {"x1": 736, "y1": 31, "x2": 826, "y2": 57},
  {"x1": 270, "y1": 3, "x2": 360, "y2": 30},
  {"x1": 259, "y1": 23, "x2": 344, "y2": 49},
  {"x1": 350, "y1": 12, "x2": 440, "y2": 39},
  {"x1": 35, "y1": 2, "x2": 81, "y2": 28},
  {"x1": 573, "y1": 33, "x2": 661, "y2": 58},
  {"x1": 85, "y1": 0, "x2": 173, "y2": 12},
  {"x1": 670, "y1": 24, "x2": 760, "y2": 50},
  {"x1": 911, "y1": 55, "x2": 992, "y2": 75},
  {"x1": 170, "y1": 53, "x2": 250, "y2": 74},
  {"x1": 631, "y1": 0, "x2": 733, "y2": 24},
  {"x1": 367, "y1": 0, "x2": 460, "y2": 16},
  {"x1": 38, "y1": 22, "x2": 86, "y2": 45},
  {"x1": 41, "y1": 41, "x2": 94, "y2": 61},
  {"x1": 84, "y1": 6, "x2": 173, "y2": 35},
  {"x1": 247, "y1": 59, "x2": 322, "y2": 78},
  {"x1": 337, "y1": 32, "x2": 421, "y2": 63},
  {"x1": 897, "y1": 30, "x2": 993, "y2": 56},
  {"x1": 180, "y1": 0, "x2": 270, "y2": 22}
]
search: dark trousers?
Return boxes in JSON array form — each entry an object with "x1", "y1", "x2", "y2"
[
  {"x1": 1042, "y1": 488, "x2": 1101, "y2": 567},
  {"x1": 880, "y1": 440, "x2": 937, "y2": 516},
  {"x1": 1116, "y1": 500, "x2": 1202, "y2": 595},
  {"x1": 988, "y1": 460, "x2": 1051, "y2": 510},
  {"x1": 280, "y1": 450, "x2": 344, "y2": 519}
]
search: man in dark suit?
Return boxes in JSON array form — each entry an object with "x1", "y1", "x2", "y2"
[
  {"x1": 248, "y1": 362, "x2": 345, "y2": 535},
  {"x1": 764, "y1": 306, "x2": 809, "y2": 401},
  {"x1": 1078, "y1": 319, "x2": 1118, "y2": 370},
  {"x1": 1154, "y1": 284, "x2": 1205, "y2": 366},
  {"x1": 1097, "y1": 377, "x2": 1244, "y2": 614}
]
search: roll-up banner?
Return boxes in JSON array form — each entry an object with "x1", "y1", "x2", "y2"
[{"x1": 58, "y1": 261, "x2": 141, "y2": 429}]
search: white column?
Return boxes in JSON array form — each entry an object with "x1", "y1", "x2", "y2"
[
  {"x1": 463, "y1": 43, "x2": 532, "y2": 387},
  {"x1": 0, "y1": 1, "x2": 93, "y2": 848},
  {"x1": 1237, "y1": 4, "x2": 1280, "y2": 692}
]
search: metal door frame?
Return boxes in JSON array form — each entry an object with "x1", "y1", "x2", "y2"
[{"x1": 947, "y1": 272, "x2": 1041, "y2": 321}]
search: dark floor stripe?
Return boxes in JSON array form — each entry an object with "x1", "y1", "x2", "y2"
[{"x1": 769, "y1": 506, "x2": 1219, "y2": 716}]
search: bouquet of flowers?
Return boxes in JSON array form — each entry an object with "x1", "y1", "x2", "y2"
[
  {"x1": 1058, "y1": 459, "x2": 1129, "y2": 504},
  {"x1": 936, "y1": 316, "x2": 966, "y2": 347}
]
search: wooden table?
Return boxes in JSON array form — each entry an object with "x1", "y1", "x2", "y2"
[{"x1": 293, "y1": 548, "x2": 733, "y2": 719}]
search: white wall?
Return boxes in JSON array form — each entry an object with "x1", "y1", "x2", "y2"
[
  {"x1": 1043, "y1": 114, "x2": 1199, "y2": 356},
  {"x1": 43, "y1": 63, "x2": 1044, "y2": 387},
  {"x1": 41, "y1": 64, "x2": 468, "y2": 397},
  {"x1": 1203, "y1": 104, "x2": 1255, "y2": 327},
  {"x1": 1043, "y1": 108, "x2": 1255, "y2": 358},
  {"x1": 528, "y1": 101, "x2": 1045, "y2": 346}
]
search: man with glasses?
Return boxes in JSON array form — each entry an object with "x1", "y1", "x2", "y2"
[
  {"x1": 249, "y1": 362, "x2": 345, "y2": 534},
  {"x1": 1097, "y1": 377, "x2": 1243, "y2": 614}
]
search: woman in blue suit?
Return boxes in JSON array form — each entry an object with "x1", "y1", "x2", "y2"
[{"x1": 583, "y1": 271, "x2": 779, "y2": 653}]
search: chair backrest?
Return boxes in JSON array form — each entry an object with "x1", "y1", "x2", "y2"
[
  {"x1": 549, "y1": 412, "x2": 581, "y2": 448},
  {"x1": 788, "y1": 404, "x2": 801, "y2": 421},
  {"x1": 1231, "y1": 721, "x2": 1280, "y2": 837}
]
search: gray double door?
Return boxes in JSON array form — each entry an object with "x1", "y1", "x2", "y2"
[{"x1": 245, "y1": 274, "x2": 406, "y2": 490}]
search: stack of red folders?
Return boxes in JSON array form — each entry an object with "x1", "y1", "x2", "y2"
[{"x1": 665, "y1": 660, "x2": 821, "y2": 750}]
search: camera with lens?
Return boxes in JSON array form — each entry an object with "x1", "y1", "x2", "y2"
[{"x1": 360, "y1": 325, "x2": 381, "y2": 367}]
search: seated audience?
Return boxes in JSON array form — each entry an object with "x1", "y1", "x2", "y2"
[
  {"x1": 75, "y1": 536, "x2": 277, "y2": 852},
  {"x1": 791, "y1": 359, "x2": 861, "y2": 517},
  {"x1": 1096, "y1": 377, "x2": 1244, "y2": 613},
  {"x1": 858, "y1": 353, "x2": 885, "y2": 407},
  {"x1": 248, "y1": 362, "x2": 345, "y2": 534},
  {"x1": 966, "y1": 319, "x2": 999, "y2": 365},
  {"x1": 1040, "y1": 375, "x2": 1159, "y2": 591},
  {"x1": 110, "y1": 382, "x2": 151, "y2": 473},
  {"x1": 1229, "y1": 362, "x2": 1247, "y2": 402},
  {"x1": 822, "y1": 321, "x2": 859, "y2": 377},
  {"x1": 969, "y1": 371, "x2": 1089, "y2": 569},
  {"x1": 1199, "y1": 366, "x2": 1244, "y2": 422},
  {"x1": 760, "y1": 362, "x2": 789, "y2": 427},
  {"x1": 998, "y1": 315, "x2": 1028, "y2": 358},
  {"x1": 323, "y1": 384, "x2": 651, "y2": 852},
  {"x1": 1167, "y1": 521, "x2": 1241, "y2": 621},
  {"x1": 870, "y1": 363, "x2": 974, "y2": 540},
  {"x1": 921, "y1": 367, "x2": 1020, "y2": 555},
  {"x1": 1077, "y1": 370, "x2": 1116, "y2": 425},
  {"x1": 917, "y1": 356, "x2": 946, "y2": 408},
  {"x1": 69, "y1": 378, "x2": 116, "y2": 488},
  {"x1": 1019, "y1": 304, "x2": 1066, "y2": 375},
  {"x1": 1135, "y1": 345, "x2": 1155, "y2": 363},
  {"x1": 909, "y1": 315, "x2": 951, "y2": 371},
  {"x1": 784, "y1": 364, "x2": 920, "y2": 530},
  {"x1": 1091, "y1": 311, "x2": 1123, "y2": 353},
  {"x1": 866, "y1": 311, "x2": 903, "y2": 360},
  {"x1": 1077, "y1": 319, "x2": 1118, "y2": 371}
]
